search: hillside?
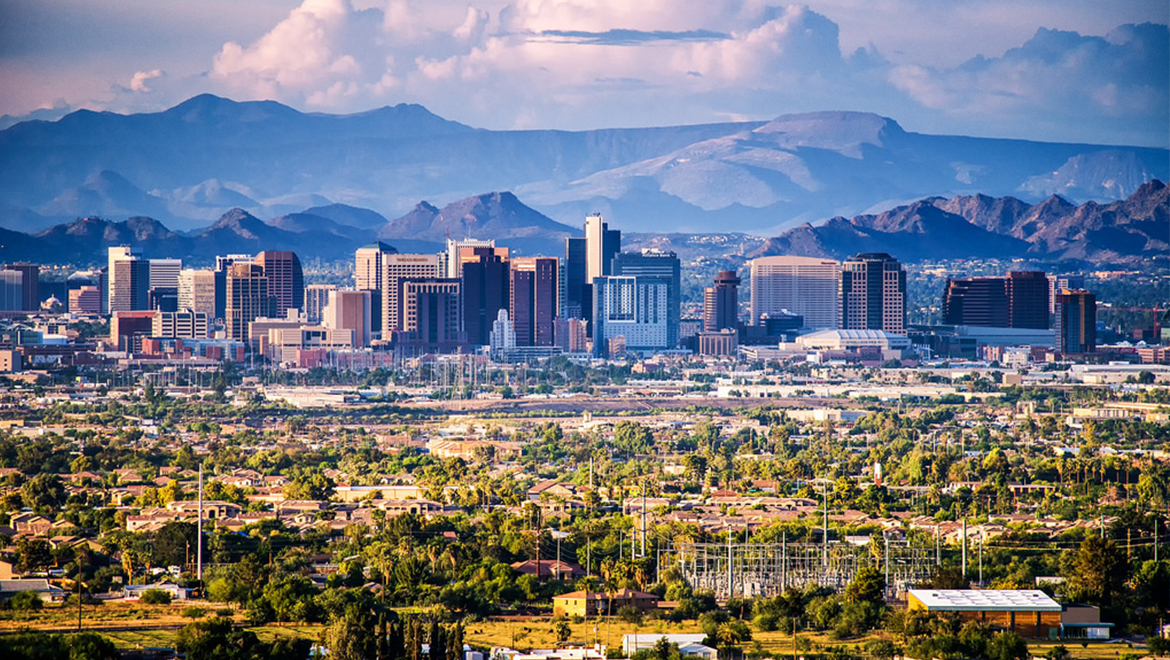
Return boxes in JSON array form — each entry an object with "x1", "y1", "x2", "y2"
[
  {"x1": 750, "y1": 180, "x2": 1169, "y2": 264},
  {"x1": 0, "y1": 95, "x2": 1164, "y2": 236}
]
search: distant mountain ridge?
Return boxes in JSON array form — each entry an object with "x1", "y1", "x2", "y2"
[
  {"x1": 0, "y1": 191, "x2": 576, "y2": 265},
  {"x1": 750, "y1": 180, "x2": 1168, "y2": 263},
  {"x1": 0, "y1": 94, "x2": 1165, "y2": 235},
  {"x1": 3, "y1": 184, "x2": 1164, "y2": 267}
]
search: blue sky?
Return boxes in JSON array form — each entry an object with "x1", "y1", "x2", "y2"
[{"x1": 1, "y1": 0, "x2": 1166, "y2": 146}]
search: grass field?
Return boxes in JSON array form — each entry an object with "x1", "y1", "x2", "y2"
[{"x1": 0, "y1": 604, "x2": 1148, "y2": 659}]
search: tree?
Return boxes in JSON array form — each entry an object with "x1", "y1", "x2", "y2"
[
  {"x1": 153, "y1": 521, "x2": 198, "y2": 568},
  {"x1": 285, "y1": 470, "x2": 336, "y2": 501},
  {"x1": 1065, "y1": 536, "x2": 1125, "y2": 606},
  {"x1": 613, "y1": 421, "x2": 654, "y2": 455},
  {"x1": 176, "y1": 616, "x2": 269, "y2": 660},
  {"x1": 0, "y1": 631, "x2": 116, "y2": 660},
  {"x1": 15, "y1": 538, "x2": 52, "y2": 574},
  {"x1": 714, "y1": 620, "x2": 751, "y2": 656},
  {"x1": 324, "y1": 612, "x2": 373, "y2": 660},
  {"x1": 985, "y1": 632, "x2": 1028, "y2": 660},
  {"x1": 20, "y1": 474, "x2": 65, "y2": 512},
  {"x1": 552, "y1": 618, "x2": 571, "y2": 643},
  {"x1": 845, "y1": 566, "x2": 885, "y2": 605},
  {"x1": 632, "y1": 638, "x2": 683, "y2": 660},
  {"x1": 683, "y1": 455, "x2": 708, "y2": 484}
]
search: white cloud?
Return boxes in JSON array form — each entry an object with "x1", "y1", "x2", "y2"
[
  {"x1": 130, "y1": 69, "x2": 164, "y2": 93},
  {"x1": 888, "y1": 23, "x2": 1168, "y2": 136},
  {"x1": 4, "y1": 0, "x2": 1162, "y2": 146}
]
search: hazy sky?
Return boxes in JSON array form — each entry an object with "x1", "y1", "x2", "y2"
[{"x1": 1, "y1": 0, "x2": 1166, "y2": 146}]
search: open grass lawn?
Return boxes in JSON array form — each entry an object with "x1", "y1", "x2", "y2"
[{"x1": 0, "y1": 602, "x2": 197, "y2": 632}]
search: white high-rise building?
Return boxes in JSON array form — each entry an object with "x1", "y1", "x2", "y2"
[
  {"x1": 445, "y1": 238, "x2": 494, "y2": 278},
  {"x1": 107, "y1": 246, "x2": 142, "y2": 314},
  {"x1": 354, "y1": 242, "x2": 395, "y2": 334},
  {"x1": 749, "y1": 256, "x2": 841, "y2": 330},
  {"x1": 489, "y1": 309, "x2": 516, "y2": 359},
  {"x1": 584, "y1": 213, "x2": 620, "y2": 284},
  {"x1": 381, "y1": 254, "x2": 443, "y2": 336},
  {"x1": 591, "y1": 275, "x2": 669, "y2": 355},
  {"x1": 178, "y1": 269, "x2": 216, "y2": 317},
  {"x1": 149, "y1": 258, "x2": 182, "y2": 289}
]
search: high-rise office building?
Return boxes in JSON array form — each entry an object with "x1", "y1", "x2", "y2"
[
  {"x1": 69, "y1": 286, "x2": 102, "y2": 315},
  {"x1": 354, "y1": 241, "x2": 397, "y2": 334},
  {"x1": 703, "y1": 270, "x2": 740, "y2": 332},
  {"x1": 323, "y1": 290, "x2": 372, "y2": 348},
  {"x1": 255, "y1": 251, "x2": 303, "y2": 318},
  {"x1": 1055, "y1": 290, "x2": 1096, "y2": 354},
  {"x1": 0, "y1": 271, "x2": 22, "y2": 311},
  {"x1": 490, "y1": 309, "x2": 517, "y2": 357},
  {"x1": 612, "y1": 249, "x2": 680, "y2": 347},
  {"x1": 446, "y1": 238, "x2": 495, "y2": 278},
  {"x1": 510, "y1": 257, "x2": 558, "y2": 346},
  {"x1": 592, "y1": 275, "x2": 670, "y2": 356},
  {"x1": 108, "y1": 246, "x2": 148, "y2": 314},
  {"x1": 461, "y1": 247, "x2": 510, "y2": 346},
  {"x1": 943, "y1": 271, "x2": 1049, "y2": 329},
  {"x1": 840, "y1": 253, "x2": 906, "y2": 334},
  {"x1": 400, "y1": 278, "x2": 464, "y2": 351},
  {"x1": 750, "y1": 256, "x2": 840, "y2": 329},
  {"x1": 213, "y1": 254, "x2": 253, "y2": 320},
  {"x1": 382, "y1": 254, "x2": 443, "y2": 335},
  {"x1": 304, "y1": 284, "x2": 338, "y2": 324},
  {"x1": 1008, "y1": 271, "x2": 1049, "y2": 329},
  {"x1": 178, "y1": 269, "x2": 217, "y2": 318},
  {"x1": 225, "y1": 263, "x2": 271, "y2": 340},
  {"x1": 5, "y1": 263, "x2": 39, "y2": 311},
  {"x1": 943, "y1": 277, "x2": 1008, "y2": 327},
  {"x1": 1047, "y1": 274, "x2": 1085, "y2": 314},
  {"x1": 110, "y1": 254, "x2": 151, "y2": 313},
  {"x1": 153, "y1": 310, "x2": 209, "y2": 339},
  {"x1": 148, "y1": 287, "x2": 178, "y2": 312},
  {"x1": 564, "y1": 236, "x2": 587, "y2": 318},
  {"x1": 584, "y1": 214, "x2": 621, "y2": 284},
  {"x1": 148, "y1": 258, "x2": 182, "y2": 290}
]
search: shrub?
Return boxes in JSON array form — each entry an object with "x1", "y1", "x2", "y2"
[
  {"x1": 139, "y1": 588, "x2": 173, "y2": 605},
  {"x1": 9, "y1": 590, "x2": 43, "y2": 611},
  {"x1": 617, "y1": 605, "x2": 643, "y2": 625},
  {"x1": 182, "y1": 606, "x2": 206, "y2": 619}
]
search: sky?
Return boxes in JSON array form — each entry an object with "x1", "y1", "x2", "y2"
[{"x1": 1, "y1": 0, "x2": 1166, "y2": 146}]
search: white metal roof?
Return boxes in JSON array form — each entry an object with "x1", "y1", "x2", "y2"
[{"x1": 908, "y1": 589, "x2": 1062, "y2": 612}]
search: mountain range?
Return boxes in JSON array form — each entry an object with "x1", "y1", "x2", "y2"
[
  {"x1": 0, "y1": 192, "x2": 576, "y2": 265},
  {"x1": 0, "y1": 94, "x2": 1165, "y2": 236},
  {"x1": 1, "y1": 182, "x2": 1164, "y2": 267},
  {"x1": 750, "y1": 180, "x2": 1169, "y2": 263}
]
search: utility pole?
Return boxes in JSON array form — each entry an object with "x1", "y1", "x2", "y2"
[
  {"x1": 961, "y1": 519, "x2": 968, "y2": 582},
  {"x1": 727, "y1": 525, "x2": 733, "y2": 600},
  {"x1": 978, "y1": 535, "x2": 983, "y2": 587},
  {"x1": 884, "y1": 534, "x2": 890, "y2": 600},
  {"x1": 641, "y1": 481, "x2": 647, "y2": 558},
  {"x1": 822, "y1": 479, "x2": 829, "y2": 577},
  {"x1": 197, "y1": 464, "x2": 204, "y2": 582}
]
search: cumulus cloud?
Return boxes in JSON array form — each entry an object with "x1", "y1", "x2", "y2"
[
  {"x1": 66, "y1": 0, "x2": 1164, "y2": 146},
  {"x1": 130, "y1": 69, "x2": 164, "y2": 93},
  {"x1": 888, "y1": 23, "x2": 1168, "y2": 142}
]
